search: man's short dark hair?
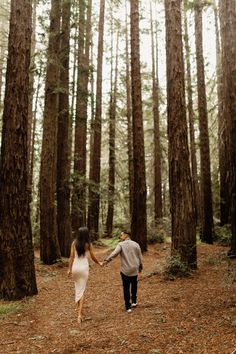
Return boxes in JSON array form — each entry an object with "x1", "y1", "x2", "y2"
[{"x1": 122, "y1": 230, "x2": 131, "y2": 237}]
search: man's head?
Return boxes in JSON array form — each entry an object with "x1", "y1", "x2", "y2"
[{"x1": 120, "y1": 231, "x2": 131, "y2": 241}]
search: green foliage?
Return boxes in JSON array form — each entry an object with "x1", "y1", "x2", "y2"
[
  {"x1": 223, "y1": 263, "x2": 236, "y2": 288},
  {"x1": 0, "y1": 303, "x2": 21, "y2": 316},
  {"x1": 100, "y1": 233, "x2": 120, "y2": 249},
  {"x1": 147, "y1": 227, "x2": 165, "y2": 244},
  {"x1": 163, "y1": 255, "x2": 190, "y2": 280},
  {"x1": 32, "y1": 221, "x2": 40, "y2": 248},
  {"x1": 147, "y1": 218, "x2": 171, "y2": 244},
  {"x1": 213, "y1": 224, "x2": 231, "y2": 246},
  {"x1": 204, "y1": 251, "x2": 226, "y2": 266}
]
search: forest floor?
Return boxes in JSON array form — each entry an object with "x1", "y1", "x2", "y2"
[{"x1": 0, "y1": 241, "x2": 236, "y2": 354}]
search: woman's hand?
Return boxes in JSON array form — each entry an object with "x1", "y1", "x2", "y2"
[
  {"x1": 67, "y1": 269, "x2": 71, "y2": 276},
  {"x1": 98, "y1": 261, "x2": 103, "y2": 267}
]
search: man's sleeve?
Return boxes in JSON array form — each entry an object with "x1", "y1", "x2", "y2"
[
  {"x1": 138, "y1": 246, "x2": 143, "y2": 272},
  {"x1": 104, "y1": 243, "x2": 122, "y2": 263}
]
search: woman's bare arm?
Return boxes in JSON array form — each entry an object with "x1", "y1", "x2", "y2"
[{"x1": 88, "y1": 244, "x2": 102, "y2": 265}]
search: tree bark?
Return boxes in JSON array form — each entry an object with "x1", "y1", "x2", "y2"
[
  {"x1": 0, "y1": 0, "x2": 37, "y2": 299},
  {"x1": 72, "y1": 0, "x2": 87, "y2": 230},
  {"x1": 183, "y1": 1, "x2": 201, "y2": 225},
  {"x1": 57, "y1": 0, "x2": 72, "y2": 257},
  {"x1": 40, "y1": 0, "x2": 61, "y2": 264},
  {"x1": 125, "y1": 0, "x2": 133, "y2": 220},
  {"x1": 219, "y1": 0, "x2": 236, "y2": 257},
  {"x1": 150, "y1": 0, "x2": 162, "y2": 223},
  {"x1": 214, "y1": 0, "x2": 230, "y2": 226},
  {"x1": 130, "y1": 0, "x2": 147, "y2": 251},
  {"x1": 106, "y1": 30, "x2": 119, "y2": 237},
  {"x1": 194, "y1": 0, "x2": 213, "y2": 244},
  {"x1": 87, "y1": 0, "x2": 105, "y2": 239},
  {"x1": 165, "y1": 0, "x2": 197, "y2": 268}
]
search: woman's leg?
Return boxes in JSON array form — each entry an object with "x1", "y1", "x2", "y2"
[{"x1": 77, "y1": 295, "x2": 84, "y2": 323}]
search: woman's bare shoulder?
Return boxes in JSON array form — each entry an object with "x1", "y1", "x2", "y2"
[{"x1": 85, "y1": 242, "x2": 91, "y2": 250}]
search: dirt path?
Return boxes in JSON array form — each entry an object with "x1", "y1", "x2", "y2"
[{"x1": 0, "y1": 243, "x2": 236, "y2": 354}]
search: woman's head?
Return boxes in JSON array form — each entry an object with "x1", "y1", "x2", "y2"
[{"x1": 75, "y1": 227, "x2": 90, "y2": 256}]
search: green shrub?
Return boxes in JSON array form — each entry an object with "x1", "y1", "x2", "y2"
[
  {"x1": 213, "y1": 224, "x2": 231, "y2": 246},
  {"x1": 147, "y1": 218, "x2": 171, "y2": 244},
  {"x1": 163, "y1": 255, "x2": 190, "y2": 280},
  {"x1": 147, "y1": 228, "x2": 165, "y2": 244}
]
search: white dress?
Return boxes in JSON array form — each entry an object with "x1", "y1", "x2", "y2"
[{"x1": 72, "y1": 249, "x2": 89, "y2": 303}]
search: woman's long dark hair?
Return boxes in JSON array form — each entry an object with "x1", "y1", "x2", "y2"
[{"x1": 75, "y1": 227, "x2": 90, "y2": 256}]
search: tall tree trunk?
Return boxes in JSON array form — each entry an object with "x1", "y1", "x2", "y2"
[
  {"x1": 72, "y1": 0, "x2": 87, "y2": 230},
  {"x1": 40, "y1": 0, "x2": 61, "y2": 264},
  {"x1": 219, "y1": 0, "x2": 236, "y2": 257},
  {"x1": 106, "y1": 30, "x2": 119, "y2": 237},
  {"x1": 150, "y1": 0, "x2": 162, "y2": 223},
  {"x1": 125, "y1": 0, "x2": 133, "y2": 220},
  {"x1": 0, "y1": 0, "x2": 37, "y2": 300},
  {"x1": 27, "y1": 0, "x2": 37, "y2": 195},
  {"x1": 29, "y1": 63, "x2": 42, "y2": 196},
  {"x1": 130, "y1": 0, "x2": 147, "y2": 251},
  {"x1": 87, "y1": 0, "x2": 105, "y2": 239},
  {"x1": 194, "y1": 0, "x2": 213, "y2": 244},
  {"x1": 183, "y1": 1, "x2": 201, "y2": 225},
  {"x1": 57, "y1": 0, "x2": 72, "y2": 257},
  {"x1": 214, "y1": 1, "x2": 230, "y2": 226},
  {"x1": 165, "y1": 0, "x2": 197, "y2": 268}
]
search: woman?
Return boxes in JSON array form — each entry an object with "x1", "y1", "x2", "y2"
[{"x1": 67, "y1": 227, "x2": 102, "y2": 324}]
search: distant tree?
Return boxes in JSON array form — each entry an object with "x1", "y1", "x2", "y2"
[
  {"x1": 183, "y1": 0, "x2": 201, "y2": 224},
  {"x1": 219, "y1": 0, "x2": 236, "y2": 257},
  {"x1": 87, "y1": 0, "x2": 105, "y2": 239},
  {"x1": 213, "y1": 0, "x2": 230, "y2": 226},
  {"x1": 194, "y1": 0, "x2": 213, "y2": 244},
  {"x1": 72, "y1": 0, "x2": 87, "y2": 230},
  {"x1": 57, "y1": 0, "x2": 72, "y2": 257},
  {"x1": 150, "y1": 0, "x2": 162, "y2": 223},
  {"x1": 106, "y1": 26, "x2": 119, "y2": 237},
  {"x1": 125, "y1": 0, "x2": 133, "y2": 219},
  {"x1": 165, "y1": 0, "x2": 197, "y2": 268},
  {"x1": 27, "y1": 0, "x2": 37, "y2": 201},
  {"x1": 130, "y1": 0, "x2": 147, "y2": 251},
  {"x1": 0, "y1": 0, "x2": 37, "y2": 299},
  {"x1": 40, "y1": 0, "x2": 61, "y2": 264}
]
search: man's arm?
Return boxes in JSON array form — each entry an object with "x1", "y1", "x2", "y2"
[
  {"x1": 104, "y1": 243, "x2": 122, "y2": 264},
  {"x1": 137, "y1": 246, "x2": 143, "y2": 272}
]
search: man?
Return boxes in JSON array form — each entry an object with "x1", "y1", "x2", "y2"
[{"x1": 103, "y1": 231, "x2": 143, "y2": 313}]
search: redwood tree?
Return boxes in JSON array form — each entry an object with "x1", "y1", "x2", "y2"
[
  {"x1": 130, "y1": 0, "x2": 147, "y2": 251},
  {"x1": 165, "y1": 0, "x2": 197, "y2": 268},
  {"x1": 39, "y1": 0, "x2": 61, "y2": 264},
  {"x1": 0, "y1": 0, "x2": 37, "y2": 299},
  {"x1": 150, "y1": 0, "x2": 162, "y2": 223},
  {"x1": 72, "y1": 0, "x2": 87, "y2": 230},
  {"x1": 215, "y1": 0, "x2": 230, "y2": 226},
  {"x1": 194, "y1": 0, "x2": 213, "y2": 244},
  {"x1": 125, "y1": 0, "x2": 133, "y2": 219},
  {"x1": 219, "y1": 0, "x2": 236, "y2": 257},
  {"x1": 183, "y1": 1, "x2": 201, "y2": 224},
  {"x1": 106, "y1": 29, "x2": 119, "y2": 237},
  {"x1": 87, "y1": 0, "x2": 105, "y2": 239},
  {"x1": 57, "y1": 0, "x2": 72, "y2": 257}
]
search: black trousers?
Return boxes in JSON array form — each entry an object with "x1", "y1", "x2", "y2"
[{"x1": 120, "y1": 272, "x2": 138, "y2": 310}]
